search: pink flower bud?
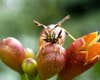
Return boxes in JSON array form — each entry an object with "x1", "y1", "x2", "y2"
[
  {"x1": 0, "y1": 37, "x2": 25, "y2": 72},
  {"x1": 37, "y1": 43, "x2": 65, "y2": 80}
]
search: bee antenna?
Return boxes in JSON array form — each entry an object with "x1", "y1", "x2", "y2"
[
  {"x1": 50, "y1": 15, "x2": 70, "y2": 32},
  {"x1": 33, "y1": 20, "x2": 47, "y2": 29},
  {"x1": 55, "y1": 15, "x2": 70, "y2": 28}
]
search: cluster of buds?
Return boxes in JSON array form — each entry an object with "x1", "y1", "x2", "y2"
[
  {"x1": 0, "y1": 15, "x2": 100, "y2": 80},
  {"x1": 0, "y1": 37, "x2": 37, "y2": 79}
]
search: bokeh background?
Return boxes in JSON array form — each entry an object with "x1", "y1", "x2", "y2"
[{"x1": 0, "y1": 0, "x2": 100, "y2": 80}]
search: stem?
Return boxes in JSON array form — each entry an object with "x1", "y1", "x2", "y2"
[
  {"x1": 20, "y1": 73, "x2": 29, "y2": 80},
  {"x1": 20, "y1": 73, "x2": 39, "y2": 80},
  {"x1": 34, "y1": 74, "x2": 40, "y2": 80}
]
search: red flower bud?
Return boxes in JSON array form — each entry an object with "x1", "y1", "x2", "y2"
[
  {"x1": 37, "y1": 43, "x2": 65, "y2": 80},
  {"x1": 0, "y1": 37, "x2": 25, "y2": 72},
  {"x1": 58, "y1": 32, "x2": 100, "y2": 80}
]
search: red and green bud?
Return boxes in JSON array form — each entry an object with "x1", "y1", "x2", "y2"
[
  {"x1": 22, "y1": 58, "x2": 37, "y2": 75},
  {"x1": 0, "y1": 37, "x2": 25, "y2": 72},
  {"x1": 37, "y1": 43, "x2": 65, "y2": 80}
]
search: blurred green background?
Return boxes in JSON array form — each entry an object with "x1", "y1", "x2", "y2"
[{"x1": 0, "y1": 0, "x2": 100, "y2": 80}]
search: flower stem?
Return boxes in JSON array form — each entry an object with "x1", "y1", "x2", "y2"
[{"x1": 21, "y1": 73, "x2": 29, "y2": 80}]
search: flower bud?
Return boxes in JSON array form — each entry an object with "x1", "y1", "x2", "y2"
[
  {"x1": 25, "y1": 48, "x2": 34, "y2": 59},
  {"x1": 0, "y1": 37, "x2": 25, "y2": 72},
  {"x1": 37, "y1": 43, "x2": 65, "y2": 80},
  {"x1": 22, "y1": 58, "x2": 37, "y2": 74},
  {"x1": 58, "y1": 32, "x2": 100, "y2": 80}
]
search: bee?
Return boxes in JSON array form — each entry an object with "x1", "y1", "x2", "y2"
[
  {"x1": 33, "y1": 15, "x2": 75, "y2": 50},
  {"x1": 33, "y1": 15, "x2": 76, "y2": 80}
]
